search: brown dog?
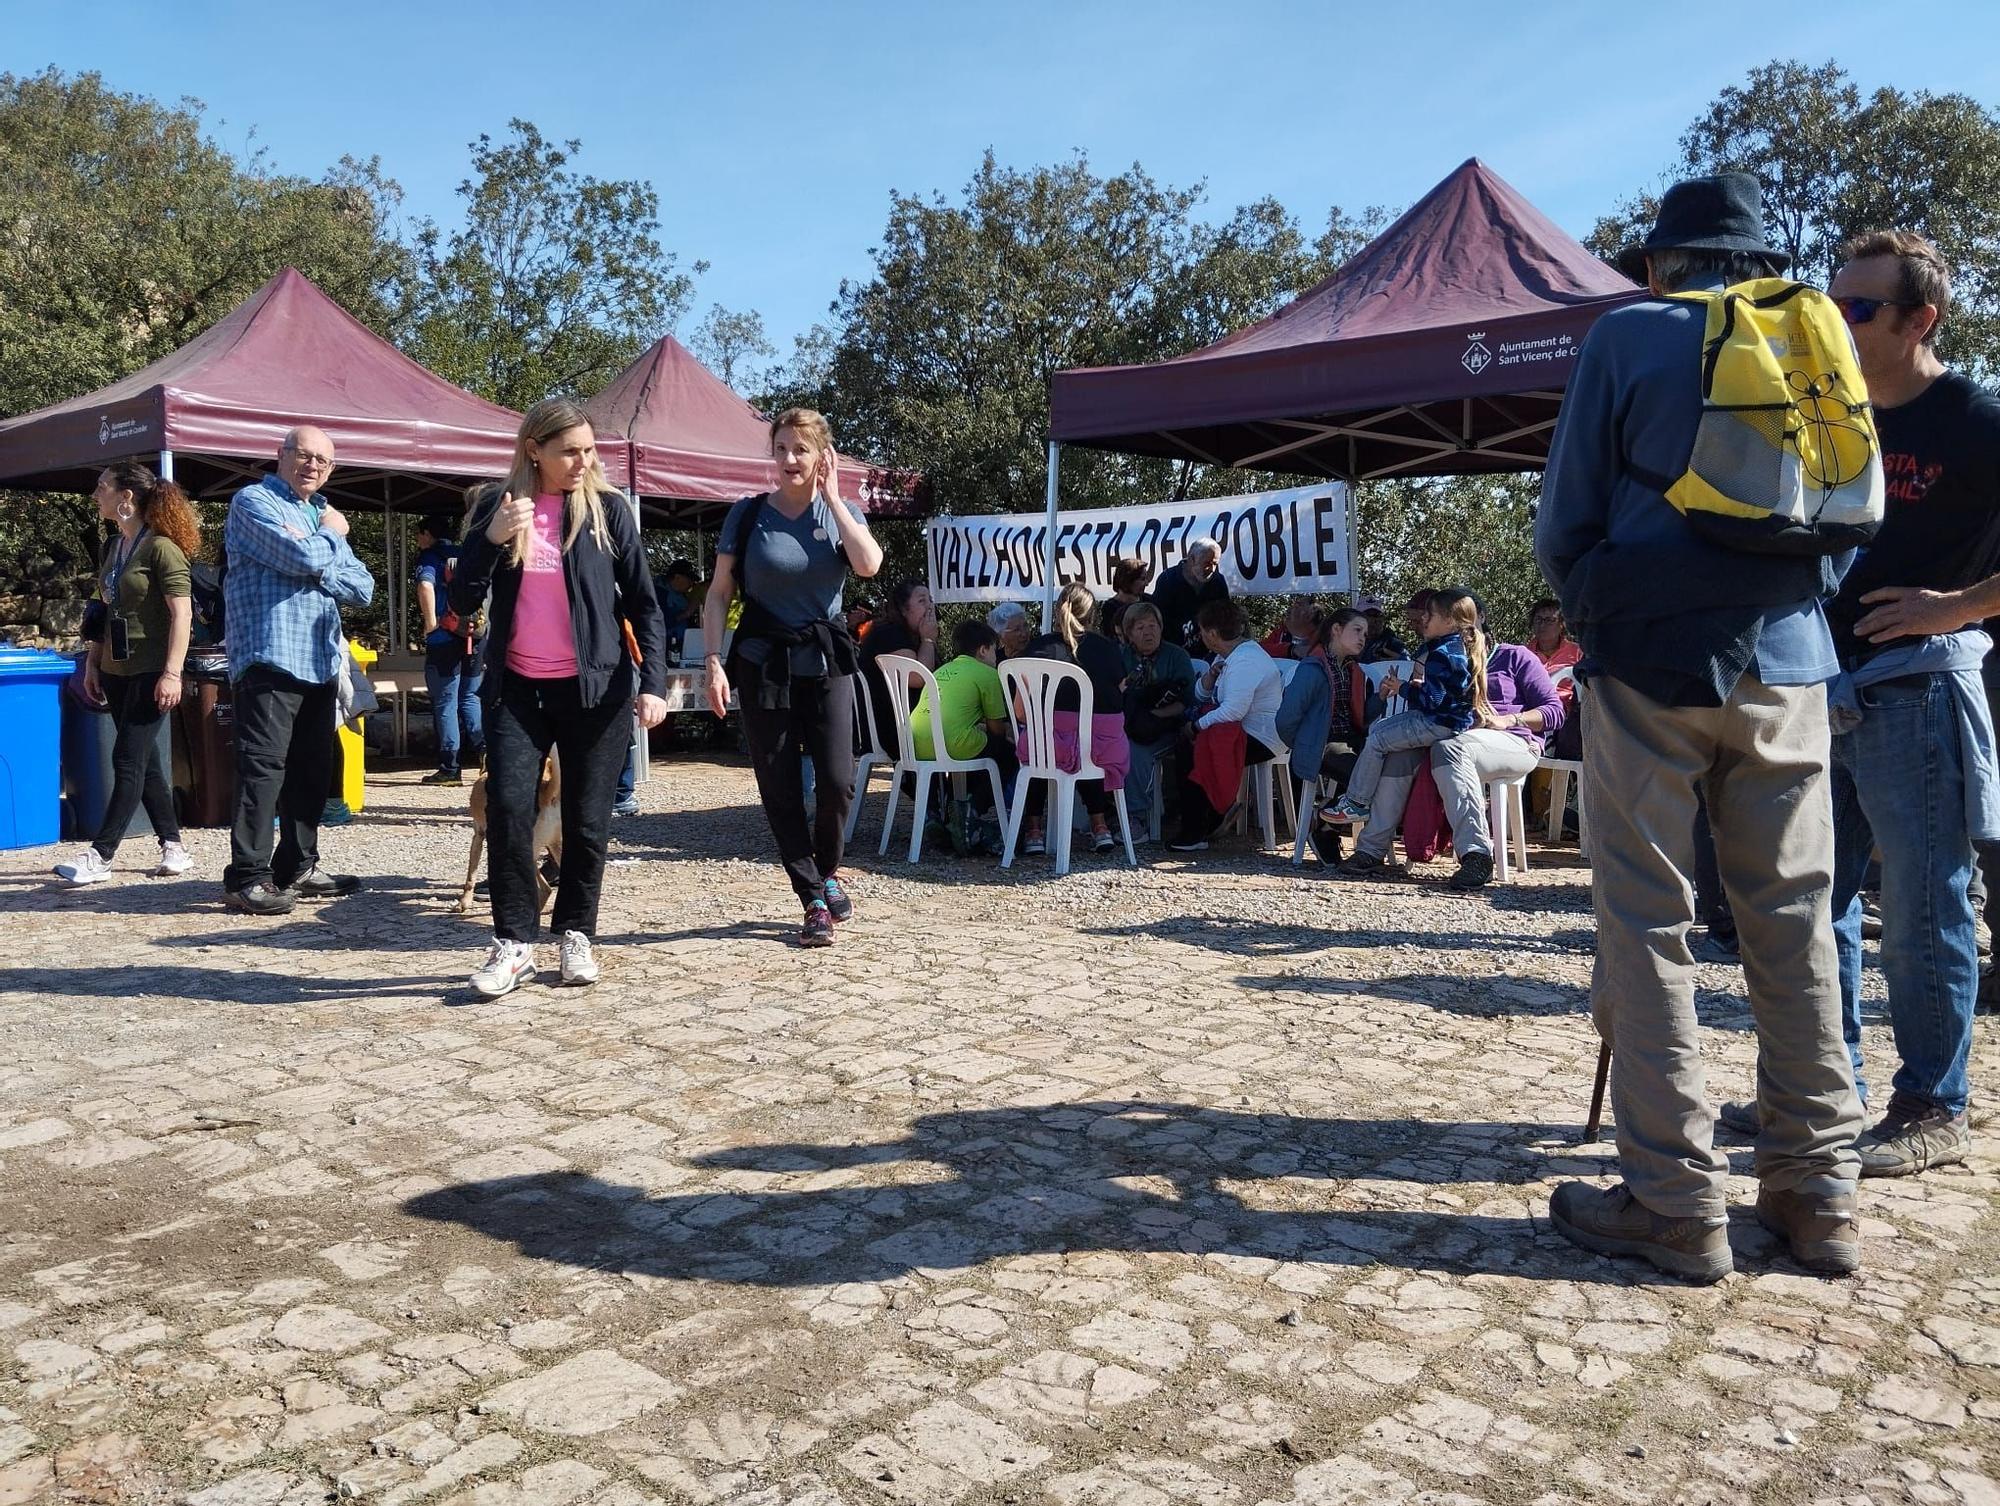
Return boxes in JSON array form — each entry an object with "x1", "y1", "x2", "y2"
[{"x1": 459, "y1": 752, "x2": 562, "y2": 914}]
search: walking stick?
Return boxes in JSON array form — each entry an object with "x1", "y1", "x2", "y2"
[{"x1": 1584, "y1": 1041, "x2": 1611, "y2": 1140}]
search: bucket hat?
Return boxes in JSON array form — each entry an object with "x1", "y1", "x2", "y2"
[{"x1": 1617, "y1": 172, "x2": 1789, "y2": 280}]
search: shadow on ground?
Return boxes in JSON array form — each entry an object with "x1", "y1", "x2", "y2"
[{"x1": 405, "y1": 1099, "x2": 1754, "y2": 1288}]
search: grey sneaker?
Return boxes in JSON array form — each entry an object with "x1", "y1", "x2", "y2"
[
  {"x1": 53, "y1": 847, "x2": 112, "y2": 886},
  {"x1": 1755, "y1": 1184, "x2": 1861, "y2": 1276},
  {"x1": 1855, "y1": 1092, "x2": 1971, "y2": 1179},
  {"x1": 1548, "y1": 1181, "x2": 1732, "y2": 1283}
]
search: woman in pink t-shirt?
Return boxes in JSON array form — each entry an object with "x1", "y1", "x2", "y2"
[{"x1": 452, "y1": 398, "x2": 670, "y2": 1000}]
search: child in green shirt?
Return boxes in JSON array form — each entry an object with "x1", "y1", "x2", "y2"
[{"x1": 911, "y1": 620, "x2": 1017, "y2": 815}]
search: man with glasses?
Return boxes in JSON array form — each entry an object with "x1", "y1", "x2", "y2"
[
  {"x1": 221, "y1": 427, "x2": 375, "y2": 914},
  {"x1": 1773, "y1": 231, "x2": 2000, "y2": 1177}
]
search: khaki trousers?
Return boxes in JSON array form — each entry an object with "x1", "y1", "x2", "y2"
[{"x1": 1585, "y1": 671, "x2": 1862, "y2": 1216}]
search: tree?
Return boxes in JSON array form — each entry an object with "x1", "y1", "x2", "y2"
[
  {"x1": 816, "y1": 151, "x2": 1384, "y2": 526},
  {"x1": 0, "y1": 69, "x2": 406, "y2": 591},
  {"x1": 1591, "y1": 60, "x2": 2000, "y2": 375},
  {"x1": 401, "y1": 120, "x2": 704, "y2": 409},
  {"x1": 1353, "y1": 474, "x2": 1546, "y2": 638},
  {"x1": 0, "y1": 69, "x2": 405, "y2": 418},
  {"x1": 689, "y1": 305, "x2": 775, "y2": 391}
]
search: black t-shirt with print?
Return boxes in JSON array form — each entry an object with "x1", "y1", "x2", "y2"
[{"x1": 1828, "y1": 370, "x2": 2000, "y2": 662}]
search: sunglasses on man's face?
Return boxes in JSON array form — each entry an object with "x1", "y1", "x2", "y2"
[{"x1": 1834, "y1": 294, "x2": 1921, "y2": 327}]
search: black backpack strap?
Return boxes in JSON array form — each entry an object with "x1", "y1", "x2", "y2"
[{"x1": 733, "y1": 492, "x2": 769, "y2": 600}]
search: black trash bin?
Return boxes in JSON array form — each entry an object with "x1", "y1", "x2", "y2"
[{"x1": 179, "y1": 649, "x2": 236, "y2": 828}]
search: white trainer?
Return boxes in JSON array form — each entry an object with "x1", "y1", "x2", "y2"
[
  {"x1": 154, "y1": 840, "x2": 193, "y2": 877},
  {"x1": 470, "y1": 939, "x2": 537, "y2": 999},
  {"x1": 52, "y1": 848, "x2": 111, "y2": 886},
  {"x1": 559, "y1": 930, "x2": 600, "y2": 985}
]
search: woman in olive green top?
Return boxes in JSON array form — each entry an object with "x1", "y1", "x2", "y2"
[{"x1": 52, "y1": 460, "x2": 201, "y2": 886}]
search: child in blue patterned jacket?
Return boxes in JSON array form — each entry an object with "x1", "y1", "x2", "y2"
[{"x1": 1324, "y1": 587, "x2": 1490, "y2": 823}]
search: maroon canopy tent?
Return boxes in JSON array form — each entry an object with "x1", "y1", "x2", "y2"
[
  {"x1": 582, "y1": 335, "x2": 925, "y2": 528},
  {"x1": 1049, "y1": 158, "x2": 1645, "y2": 483},
  {"x1": 0, "y1": 266, "x2": 567, "y2": 508}
]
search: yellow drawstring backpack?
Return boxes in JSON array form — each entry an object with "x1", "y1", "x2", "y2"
[{"x1": 1662, "y1": 278, "x2": 1884, "y2": 555}]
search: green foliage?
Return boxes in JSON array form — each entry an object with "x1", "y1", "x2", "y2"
[
  {"x1": 400, "y1": 120, "x2": 704, "y2": 409},
  {"x1": 1590, "y1": 60, "x2": 2000, "y2": 375},
  {"x1": 807, "y1": 151, "x2": 1384, "y2": 522},
  {"x1": 689, "y1": 305, "x2": 776, "y2": 392},
  {"x1": 1354, "y1": 475, "x2": 1546, "y2": 640},
  {"x1": 0, "y1": 69, "x2": 406, "y2": 593}
]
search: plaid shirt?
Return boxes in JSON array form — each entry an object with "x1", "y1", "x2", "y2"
[{"x1": 224, "y1": 474, "x2": 375, "y2": 684}]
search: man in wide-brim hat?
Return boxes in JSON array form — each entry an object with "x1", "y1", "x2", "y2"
[{"x1": 1534, "y1": 173, "x2": 1866, "y2": 1284}]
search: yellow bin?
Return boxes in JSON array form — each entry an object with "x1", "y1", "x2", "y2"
[{"x1": 339, "y1": 643, "x2": 375, "y2": 813}]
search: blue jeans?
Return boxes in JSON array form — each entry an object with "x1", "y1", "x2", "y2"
[
  {"x1": 1832, "y1": 673, "x2": 1979, "y2": 1117},
  {"x1": 1124, "y1": 736, "x2": 1173, "y2": 838},
  {"x1": 424, "y1": 639, "x2": 484, "y2": 775}
]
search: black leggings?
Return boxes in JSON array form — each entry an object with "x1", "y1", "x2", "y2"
[
  {"x1": 95, "y1": 671, "x2": 179, "y2": 859},
  {"x1": 485, "y1": 674, "x2": 633, "y2": 942},
  {"x1": 741, "y1": 673, "x2": 857, "y2": 904}
]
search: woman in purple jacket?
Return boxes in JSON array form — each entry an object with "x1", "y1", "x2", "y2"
[{"x1": 1338, "y1": 590, "x2": 1564, "y2": 889}]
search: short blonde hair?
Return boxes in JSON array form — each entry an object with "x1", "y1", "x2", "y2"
[{"x1": 769, "y1": 406, "x2": 834, "y2": 456}]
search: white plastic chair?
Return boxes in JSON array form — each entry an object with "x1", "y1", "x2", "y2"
[
  {"x1": 873, "y1": 653, "x2": 1010, "y2": 863},
  {"x1": 844, "y1": 669, "x2": 893, "y2": 845},
  {"x1": 1291, "y1": 776, "x2": 1320, "y2": 865},
  {"x1": 1485, "y1": 773, "x2": 1531, "y2": 881},
  {"x1": 1226, "y1": 752, "x2": 1294, "y2": 851},
  {"x1": 1535, "y1": 668, "x2": 1589, "y2": 851},
  {"x1": 999, "y1": 657, "x2": 1137, "y2": 875}
]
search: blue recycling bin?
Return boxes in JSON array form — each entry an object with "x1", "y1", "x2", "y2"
[
  {"x1": 60, "y1": 663, "x2": 176, "y2": 843},
  {"x1": 0, "y1": 646, "x2": 71, "y2": 851}
]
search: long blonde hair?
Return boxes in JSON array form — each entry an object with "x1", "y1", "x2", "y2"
[
  {"x1": 1430, "y1": 587, "x2": 1493, "y2": 721},
  {"x1": 501, "y1": 398, "x2": 615, "y2": 564},
  {"x1": 1053, "y1": 581, "x2": 1097, "y2": 654}
]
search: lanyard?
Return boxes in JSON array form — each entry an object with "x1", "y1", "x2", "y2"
[{"x1": 104, "y1": 528, "x2": 149, "y2": 602}]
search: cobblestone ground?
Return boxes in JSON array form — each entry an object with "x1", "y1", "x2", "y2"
[{"x1": 2, "y1": 755, "x2": 1997, "y2": 1506}]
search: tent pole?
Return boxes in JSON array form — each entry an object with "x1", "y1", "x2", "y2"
[
  {"x1": 1041, "y1": 440, "x2": 1061, "y2": 621},
  {"x1": 629, "y1": 485, "x2": 648, "y2": 789},
  {"x1": 1346, "y1": 476, "x2": 1362, "y2": 600},
  {"x1": 158, "y1": 449, "x2": 174, "y2": 482}
]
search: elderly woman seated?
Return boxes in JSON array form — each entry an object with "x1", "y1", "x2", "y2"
[
  {"x1": 1274, "y1": 606, "x2": 1376, "y2": 861},
  {"x1": 988, "y1": 600, "x2": 1034, "y2": 661},
  {"x1": 1333, "y1": 589, "x2": 1563, "y2": 889},
  {"x1": 1165, "y1": 600, "x2": 1283, "y2": 852}
]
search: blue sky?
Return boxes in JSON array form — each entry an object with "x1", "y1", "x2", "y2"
[{"x1": 10, "y1": 0, "x2": 1999, "y2": 366}]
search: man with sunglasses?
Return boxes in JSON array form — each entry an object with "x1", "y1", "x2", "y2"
[
  {"x1": 221, "y1": 427, "x2": 375, "y2": 914},
  {"x1": 1803, "y1": 231, "x2": 2000, "y2": 1177}
]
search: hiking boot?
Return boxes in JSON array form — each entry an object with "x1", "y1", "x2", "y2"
[
  {"x1": 558, "y1": 930, "x2": 600, "y2": 986},
  {"x1": 1447, "y1": 851, "x2": 1495, "y2": 890},
  {"x1": 421, "y1": 769, "x2": 463, "y2": 786},
  {"x1": 823, "y1": 876, "x2": 854, "y2": 922},
  {"x1": 471, "y1": 939, "x2": 537, "y2": 999},
  {"x1": 293, "y1": 867, "x2": 360, "y2": 899},
  {"x1": 1755, "y1": 1184, "x2": 1861, "y2": 1276},
  {"x1": 1854, "y1": 1092, "x2": 1971, "y2": 1178},
  {"x1": 799, "y1": 900, "x2": 835, "y2": 948},
  {"x1": 1692, "y1": 927, "x2": 1741, "y2": 964},
  {"x1": 1335, "y1": 849, "x2": 1388, "y2": 879},
  {"x1": 225, "y1": 882, "x2": 296, "y2": 916},
  {"x1": 52, "y1": 847, "x2": 112, "y2": 886},
  {"x1": 611, "y1": 795, "x2": 640, "y2": 817},
  {"x1": 1715, "y1": 1098, "x2": 1762, "y2": 1137},
  {"x1": 1548, "y1": 1181, "x2": 1732, "y2": 1284},
  {"x1": 153, "y1": 840, "x2": 193, "y2": 877}
]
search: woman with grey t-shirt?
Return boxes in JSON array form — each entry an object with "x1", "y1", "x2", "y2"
[{"x1": 702, "y1": 408, "x2": 885, "y2": 946}]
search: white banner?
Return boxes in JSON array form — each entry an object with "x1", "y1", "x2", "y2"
[{"x1": 925, "y1": 481, "x2": 1352, "y2": 604}]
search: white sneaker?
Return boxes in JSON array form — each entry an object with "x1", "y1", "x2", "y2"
[
  {"x1": 471, "y1": 939, "x2": 537, "y2": 999},
  {"x1": 154, "y1": 840, "x2": 193, "y2": 877},
  {"x1": 52, "y1": 848, "x2": 111, "y2": 886},
  {"x1": 559, "y1": 930, "x2": 600, "y2": 985}
]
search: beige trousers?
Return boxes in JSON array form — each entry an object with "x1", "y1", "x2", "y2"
[{"x1": 1584, "y1": 671, "x2": 1862, "y2": 1216}]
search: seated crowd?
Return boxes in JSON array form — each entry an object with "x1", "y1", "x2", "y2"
[{"x1": 852, "y1": 547, "x2": 1578, "y2": 890}]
